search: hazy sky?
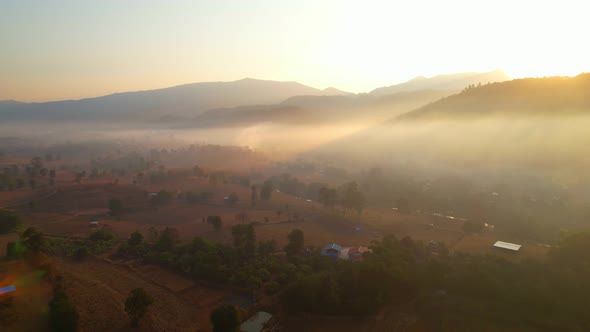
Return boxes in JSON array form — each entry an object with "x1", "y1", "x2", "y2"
[{"x1": 1, "y1": 0, "x2": 589, "y2": 102}]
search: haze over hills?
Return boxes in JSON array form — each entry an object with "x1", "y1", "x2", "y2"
[
  {"x1": 0, "y1": 78, "x2": 350, "y2": 123},
  {"x1": 184, "y1": 89, "x2": 456, "y2": 128},
  {"x1": 370, "y1": 70, "x2": 510, "y2": 96},
  {"x1": 0, "y1": 72, "x2": 505, "y2": 126},
  {"x1": 311, "y1": 73, "x2": 590, "y2": 174},
  {"x1": 397, "y1": 73, "x2": 590, "y2": 121}
]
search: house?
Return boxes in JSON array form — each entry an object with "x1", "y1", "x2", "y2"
[
  {"x1": 493, "y1": 241, "x2": 521, "y2": 252},
  {"x1": 346, "y1": 246, "x2": 370, "y2": 262},
  {"x1": 320, "y1": 243, "x2": 342, "y2": 258},
  {"x1": 89, "y1": 221, "x2": 100, "y2": 227},
  {"x1": 240, "y1": 311, "x2": 272, "y2": 332}
]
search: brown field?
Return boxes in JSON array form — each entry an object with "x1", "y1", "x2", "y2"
[
  {"x1": 17, "y1": 178, "x2": 552, "y2": 263},
  {"x1": 48, "y1": 256, "x2": 232, "y2": 332}
]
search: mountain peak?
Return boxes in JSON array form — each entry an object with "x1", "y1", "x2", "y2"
[
  {"x1": 322, "y1": 87, "x2": 353, "y2": 96},
  {"x1": 370, "y1": 70, "x2": 510, "y2": 96}
]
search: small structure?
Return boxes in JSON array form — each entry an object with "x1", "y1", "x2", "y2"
[
  {"x1": 493, "y1": 241, "x2": 521, "y2": 252},
  {"x1": 347, "y1": 246, "x2": 370, "y2": 262},
  {"x1": 321, "y1": 243, "x2": 342, "y2": 258},
  {"x1": 89, "y1": 221, "x2": 100, "y2": 227},
  {"x1": 240, "y1": 311, "x2": 272, "y2": 332}
]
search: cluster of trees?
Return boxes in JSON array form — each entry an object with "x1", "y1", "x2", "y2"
[
  {"x1": 413, "y1": 232, "x2": 590, "y2": 330},
  {"x1": 283, "y1": 235, "x2": 418, "y2": 315},
  {"x1": 355, "y1": 166, "x2": 579, "y2": 242},
  {"x1": 0, "y1": 209, "x2": 20, "y2": 234},
  {"x1": 118, "y1": 224, "x2": 306, "y2": 296},
  {"x1": 317, "y1": 181, "x2": 366, "y2": 214},
  {"x1": 0, "y1": 157, "x2": 58, "y2": 191}
]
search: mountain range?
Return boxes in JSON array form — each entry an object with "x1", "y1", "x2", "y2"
[
  {"x1": 0, "y1": 71, "x2": 510, "y2": 124},
  {"x1": 0, "y1": 78, "x2": 348, "y2": 123}
]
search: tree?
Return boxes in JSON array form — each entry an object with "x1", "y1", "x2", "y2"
[
  {"x1": 21, "y1": 227, "x2": 43, "y2": 254},
  {"x1": 0, "y1": 209, "x2": 20, "y2": 234},
  {"x1": 192, "y1": 165, "x2": 205, "y2": 177},
  {"x1": 209, "y1": 174, "x2": 218, "y2": 186},
  {"x1": 30, "y1": 156, "x2": 43, "y2": 174},
  {"x1": 258, "y1": 239, "x2": 277, "y2": 256},
  {"x1": 108, "y1": 198, "x2": 124, "y2": 216},
  {"x1": 49, "y1": 169, "x2": 56, "y2": 178},
  {"x1": 88, "y1": 229, "x2": 114, "y2": 242},
  {"x1": 128, "y1": 231, "x2": 144, "y2": 246},
  {"x1": 342, "y1": 181, "x2": 366, "y2": 214},
  {"x1": 260, "y1": 180, "x2": 273, "y2": 200},
  {"x1": 210, "y1": 304, "x2": 240, "y2": 332},
  {"x1": 73, "y1": 246, "x2": 89, "y2": 261},
  {"x1": 235, "y1": 212, "x2": 249, "y2": 224},
  {"x1": 157, "y1": 227, "x2": 179, "y2": 251},
  {"x1": 285, "y1": 229, "x2": 304, "y2": 257},
  {"x1": 227, "y1": 192, "x2": 239, "y2": 206},
  {"x1": 207, "y1": 216, "x2": 222, "y2": 231},
  {"x1": 251, "y1": 185, "x2": 258, "y2": 207},
  {"x1": 39, "y1": 168, "x2": 48, "y2": 177},
  {"x1": 49, "y1": 291, "x2": 79, "y2": 332},
  {"x1": 125, "y1": 288, "x2": 153, "y2": 327},
  {"x1": 146, "y1": 227, "x2": 159, "y2": 244},
  {"x1": 232, "y1": 224, "x2": 256, "y2": 260}
]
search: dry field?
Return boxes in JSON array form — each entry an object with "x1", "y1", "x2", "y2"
[
  {"x1": 48, "y1": 256, "x2": 231, "y2": 332},
  {"x1": 16, "y1": 179, "x2": 552, "y2": 262}
]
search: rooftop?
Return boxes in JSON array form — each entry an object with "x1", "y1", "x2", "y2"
[
  {"x1": 493, "y1": 241, "x2": 522, "y2": 251},
  {"x1": 324, "y1": 243, "x2": 342, "y2": 251},
  {"x1": 240, "y1": 311, "x2": 272, "y2": 332}
]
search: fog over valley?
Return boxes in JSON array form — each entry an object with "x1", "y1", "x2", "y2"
[{"x1": 3, "y1": 2, "x2": 590, "y2": 331}]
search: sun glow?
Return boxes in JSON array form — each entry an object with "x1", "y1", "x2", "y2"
[{"x1": 1, "y1": 0, "x2": 589, "y2": 101}]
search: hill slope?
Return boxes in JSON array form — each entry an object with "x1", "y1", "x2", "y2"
[{"x1": 398, "y1": 74, "x2": 590, "y2": 120}]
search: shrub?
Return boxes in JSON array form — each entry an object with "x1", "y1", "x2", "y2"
[
  {"x1": 88, "y1": 229, "x2": 114, "y2": 242},
  {"x1": 0, "y1": 210, "x2": 20, "y2": 234},
  {"x1": 265, "y1": 281, "x2": 281, "y2": 295},
  {"x1": 125, "y1": 288, "x2": 153, "y2": 327},
  {"x1": 48, "y1": 291, "x2": 79, "y2": 332},
  {"x1": 210, "y1": 304, "x2": 240, "y2": 332},
  {"x1": 73, "y1": 246, "x2": 89, "y2": 261}
]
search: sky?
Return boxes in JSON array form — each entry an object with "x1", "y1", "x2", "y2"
[{"x1": 1, "y1": 0, "x2": 589, "y2": 102}]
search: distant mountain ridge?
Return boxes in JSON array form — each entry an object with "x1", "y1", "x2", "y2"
[
  {"x1": 370, "y1": 70, "x2": 510, "y2": 96},
  {"x1": 0, "y1": 78, "x2": 351, "y2": 122}
]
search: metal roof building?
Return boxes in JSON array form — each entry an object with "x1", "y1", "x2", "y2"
[
  {"x1": 240, "y1": 311, "x2": 272, "y2": 332},
  {"x1": 493, "y1": 241, "x2": 522, "y2": 251}
]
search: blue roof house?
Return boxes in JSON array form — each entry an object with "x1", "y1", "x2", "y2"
[{"x1": 320, "y1": 243, "x2": 342, "y2": 258}]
